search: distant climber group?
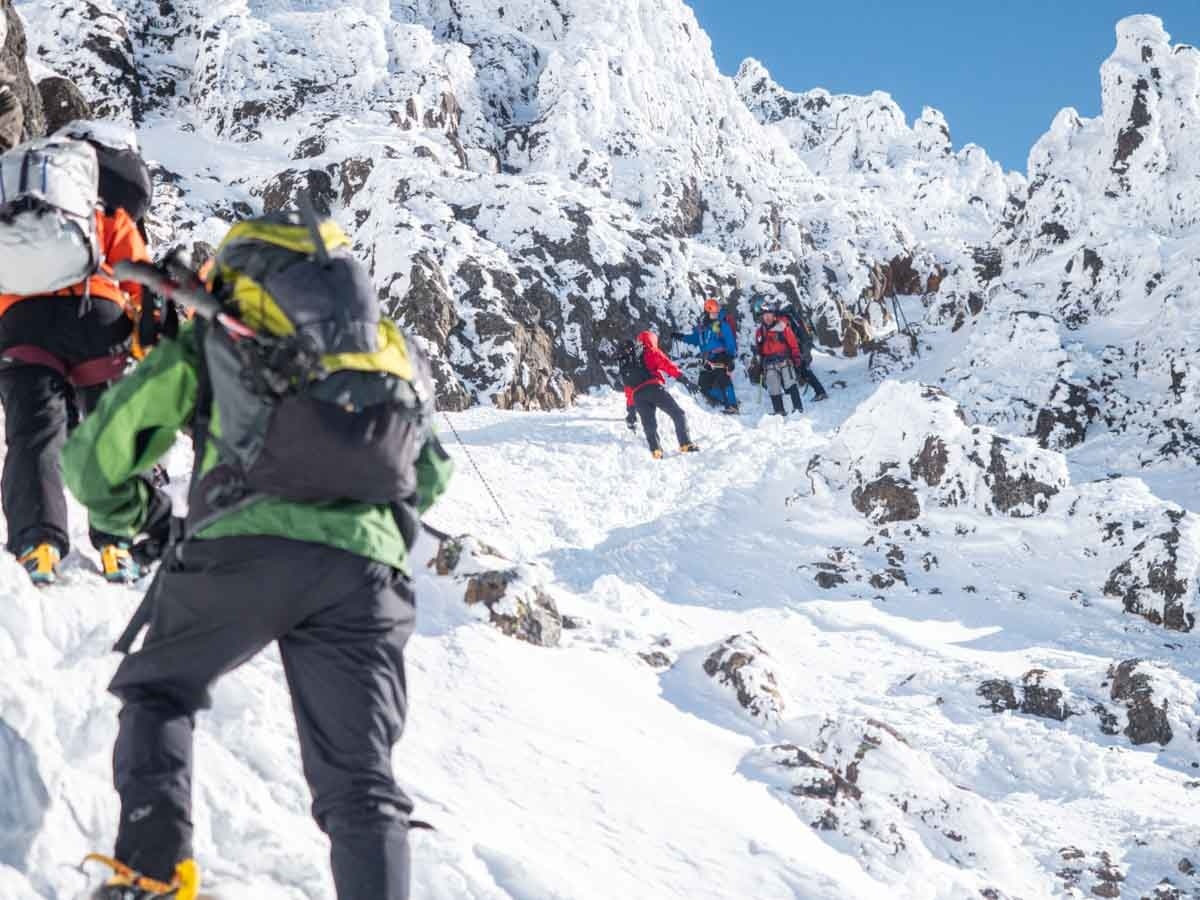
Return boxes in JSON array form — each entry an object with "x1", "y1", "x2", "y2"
[{"x1": 616, "y1": 294, "x2": 828, "y2": 457}]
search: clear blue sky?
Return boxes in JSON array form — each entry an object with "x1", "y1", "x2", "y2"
[{"x1": 687, "y1": 1, "x2": 1200, "y2": 172}]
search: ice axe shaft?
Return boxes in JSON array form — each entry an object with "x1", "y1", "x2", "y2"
[{"x1": 114, "y1": 260, "x2": 257, "y2": 340}]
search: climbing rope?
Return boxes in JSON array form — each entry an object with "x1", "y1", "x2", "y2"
[{"x1": 441, "y1": 411, "x2": 513, "y2": 529}]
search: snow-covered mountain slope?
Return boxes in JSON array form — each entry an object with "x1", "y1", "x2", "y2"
[
  {"x1": 12, "y1": 0, "x2": 1012, "y2": 409},
  {"x1": 2, "y1": 0, "x2": 1200, "y2": 896},
  {"x1": 2, "y1": 356, "x2": 1199, "y2": 900}
]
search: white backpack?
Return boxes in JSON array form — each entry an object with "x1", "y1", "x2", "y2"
[{"x1": 0, "y1": 138, "x2": 101, "y2": 295}]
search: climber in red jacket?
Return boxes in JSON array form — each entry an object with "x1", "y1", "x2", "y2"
[{"x1": 616, "y1": 331, "x2": 699, "y2": 458}]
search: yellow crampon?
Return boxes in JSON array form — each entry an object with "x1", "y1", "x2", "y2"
[{"x1": 82, "y1": 853, "x2": 200, "y2": 899}]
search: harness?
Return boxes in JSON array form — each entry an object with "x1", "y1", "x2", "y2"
[{"x1": 0, "y1": 344, "x2": 129, "y2": 387}]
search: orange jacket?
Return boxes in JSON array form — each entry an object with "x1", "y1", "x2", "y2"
[{"x1": 0, "y1": 208, "x2": 150, "y2": 319}]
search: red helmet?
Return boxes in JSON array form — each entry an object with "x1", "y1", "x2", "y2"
[
  {"x1": 703, "y1": 298, "x2": 720, "y2": 315},
  {"x1": 637, "y1": 330, "x2": 659, "y2": 350}
]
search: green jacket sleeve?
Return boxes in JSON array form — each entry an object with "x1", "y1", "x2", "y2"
[
  {"x1": 62, "y1": 334, "x2": 198, "y2": 537},
  {"x1": 414, "y1": 431, "x2": 454, "y2": 514}
]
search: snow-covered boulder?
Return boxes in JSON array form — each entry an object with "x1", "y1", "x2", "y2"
[
  {"x1": 810, "y1": 382, "x2": 1069, "y2": 522},
  {"x1": 1107, "y1": 659, "x2": 1176, "y2": 746},
  {"x1": 977, "y1": 669, "x2": 1077, "y2": 722},
  {"x1": 741, "y1": 716, "x2": 1045, "y2": 896},
  {"x1": 700, "y1": 633, "x2": 786, "y2": 725},
  {"x1": 1103, "y1": 509, "x2": 1200, "y2": 632},
  {"x1": 36, "y1": 74, "x2": 89, "y2": 133},
  {"x1": 429, "y1": 534, "x2": 562, "y2": 647}
]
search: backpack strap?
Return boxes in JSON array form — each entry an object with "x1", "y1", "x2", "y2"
[
  {"x1": 181, "y1": 321, "x2": 262, "y2": 539},
  {"x1": 184, "y1": 320, "x2": 215, "y2": 529}
]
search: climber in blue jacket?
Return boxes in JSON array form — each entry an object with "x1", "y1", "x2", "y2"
[{"x1": 672, "y1": 298, "x2": 739, "y2": 414}]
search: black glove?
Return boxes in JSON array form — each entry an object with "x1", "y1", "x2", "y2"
[
  {"x1": 626, "y1": 409, "x2": 637, "y2": 432},
  {"x1": 135, "y1": 294, "x2": 182, "y2": 355},
  {"x1": 677, "y1": 375, "x2": 697, "y2": 395},
  {"x1": 0, "y1": 84, "x2": 17, "y2": 117},
  {"x1": 130, "y1": 484, "x2": 175, "y2": 566}
]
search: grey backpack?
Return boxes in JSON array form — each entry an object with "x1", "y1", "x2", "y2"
[{"x1": 0, "y1": 137, "x2": 101, "y2": 294}]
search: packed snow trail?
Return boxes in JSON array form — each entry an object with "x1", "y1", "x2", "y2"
[{"x1": 2, "y1": 342, "x2": 1199, "y2": 899}]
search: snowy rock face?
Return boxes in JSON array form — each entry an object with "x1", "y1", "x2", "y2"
[
  {"x1": 947, "y1": 16, "x2": 1200, "y2": 476},
  {"x1": 1, "y1": 0, "x2": 43, "y2": 140},
  {"x1": 14, "y1": 0, "x2": 1016, "y2": 410},
  {"x1": 809, "y1": 382, "x2": 1069, "y2": 522},
  {"x1": 741, "y1": 717, "x2": 1044, "y2": 896}
]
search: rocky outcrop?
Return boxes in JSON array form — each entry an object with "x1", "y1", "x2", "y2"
[
  {"x1": 740, "y1": 716, "x2": 1041, "y2": 887},
  {"x1": 429, "y1": 534, "x2": 562, "y2": 647},
  {"x1": 810, "y1": 382, "x2": 1068, "y2": 522},
  {"x1": 1, "y1": 0, "x2": 43, "y2": 140},
  {"x1": 977, "y1": 670, "x2": 1076, "y2": 721},
  {"x1": 36, "y1": 76, "x2": 90, "y2": 134},
  {"x1": 1103, "y1": 510, "x2": 1199, "y2": 632},
  {"x1": 1107, "y1": 659, "x2": 1173, "y2": 746},
  {"x1": 851, "y1": 475, "x2": 920, "y2": 525},
  {"x1": 701, "y1": 633, "x2": 786, "y2": 724},
  {"x1": 977, "y1": 658, "x2": 1191, "y2": 751},
  {"x1": 1033, "y1": 380, "x2": 1100, "y2": 450},
  {"x1": 462, "y1": 569, "x2": 562, "y2": 648}
]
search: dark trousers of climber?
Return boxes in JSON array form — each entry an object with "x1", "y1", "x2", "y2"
[
  {"x1": 797, "y1": 360, "x2": 826, "y2": 398},
  {"x1": 0, "y1": 296, "x2": 130, "y2": 555},
  {"x1": 634, "y1": 384, "x2": 691, "y2": 453},
  {"x1": 108, "y1": 536, "x2": 416, "y2": 900}
]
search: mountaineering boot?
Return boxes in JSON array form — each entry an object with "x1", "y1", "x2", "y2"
[
  {"x1": 787, "y1": 385, "x2": 804, "y2": 414},
  {"x1": 100, "y1": 542, "x2": 141, "y2": 584},
  {"x1": 86, "y1": 855, "x2": 200, "y2": 900},
  {"x1": 651, "y1": 448, "x2": 664, "y2": 460},
  {"x1": 679, "y1": 442, "x2": 700, "y2": 453},
  {"x1": 813, "y1": 389, "x2": 829, "y2": 402},
  {"x1": 17, "y1": 543, "x2": 60, "y2": 586},
  {"x1": 722, "y1": 403, "x2": 740, "y2": 415},
  {"x1": 770, "y1": 394, "x2": 786, "y2": 416}
]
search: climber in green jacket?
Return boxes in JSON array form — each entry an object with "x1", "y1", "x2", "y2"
[{"x1": 63, "y1": 208, "x2": 453, "y2": 900}]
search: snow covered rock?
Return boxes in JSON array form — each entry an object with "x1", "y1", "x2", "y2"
[
  {"x1": 1032, "y1": 380, "x2": 1101, "y2": 451},
  {"x1": 1103, "y1": 509, "x2": 1200, "y2": 632},
  {"x1": 991, "y1": 14, "x2": 1200, "y2": 474},
  {"x1": 974, "y1": 656, "x2": 1198, "y2": 752},
  {"x1": 741, "y1": 716, "x2": 1044, "y2": 895},
  {"x1": 36, "y1": 74, "x2": 89, "y2": 133},
  {"x1": 1, "y1": 0, "x2": 42, "y2": 140},
  {"x1": 1107, "y1": 659, "x2": 1175, "y2": 746},
  {"x1": 812, "y1": 382, "x2": 1069, "y2": 522},
  {"x1": 430, "y1": 534, "x2": 563, "y2": 647},
  {"x1": 462, "y1": 569, "x2": 562, "y2": 648},
  {"x1": 700, "y1": 633, "x2": 786, "y2": 725},
  {"x1": 0, "y1": 716, "x2": 49, "y2": 869},
  {"x1": 977, "y1": 669, "x2": 1077, "y2": 722}
]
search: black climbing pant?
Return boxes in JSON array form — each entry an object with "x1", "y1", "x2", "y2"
[
  {"x1": 108, "y1": 536, "x2": 416, "y2": 900},
  {"x1": 634, "y1": 384, "x2": 691, "y2": 453},
  {"x1": 0, "y1": 295, "x2": 131, "y2": 554}
]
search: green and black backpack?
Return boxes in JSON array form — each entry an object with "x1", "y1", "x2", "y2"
[{"x1": 186, "y1": 211, "x2": 436, "y2": 537}]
